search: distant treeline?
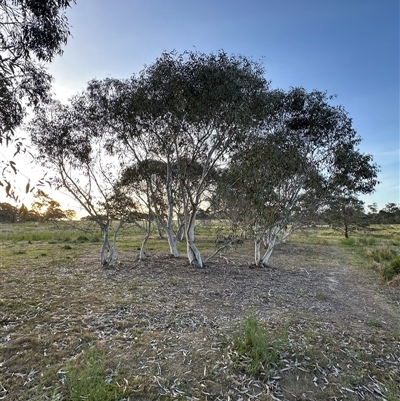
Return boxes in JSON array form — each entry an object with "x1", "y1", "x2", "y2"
[
  {"x1": 0, "y1": 191, "x2": 75, "y2": 223},
  {"x1": 1, "y1": 200, "x2": 398, "y2": 226},
  {"x1": 362, "y1": 203, "x2": 400, "y2": 225}
]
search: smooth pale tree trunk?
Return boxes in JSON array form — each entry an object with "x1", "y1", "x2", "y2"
[
  {"x1": 100, "y1": 220, "x2": 122, "y2": 267},
  {"x1": 281, "y1": 225, "x2": 288, "y2": 244},
  {"x1": 155, "y1": 219, "x2": 164, "y2": 239},
  {"x1": 136, "y1": 220, "x2": 152, "y2": 260},
  {"x1": 100, "y1": 226, "x2": 116, "y2": 266},
  {"x1": 165, "y1": 226, "x2": 180, "y2": 257},
  {"x1": 187, "y1": 237, "x2": 203, "y2": 268},
  {"x1": 163, "y1": 162, "x2": 180, "y2": 257},
  {"x1": 155, "y1": 214, "x2": 179, "y2": 257},
  {"x1": 260, "y1": 234, "x2": 277, "y2": 266},
  {"x1": 100, "y1": 225, "x2": 109, "y2": 265},
  {"x1": 254, "y1": 235, "x2": 262, "y2": 266},
  {"x1": 253, "y1": 222, "x2": 264, "y2": 266},
  {"x1": 254, "y1": 224, "x2": 289, "y2": 267},
  {"x1": 165, "y1": 199, "x2": 180, "y2": 257},
  {"x1": 175, "y1": 214, "x2": 185, "y2": 242},
  {"x1": 260, "y1": 224, "x2": 291, "y2": 266},
  {"x1": 139, "y1": 233, "x2": 150, "y2": 260},
  {"x1": 186, "y1": 211, "x2": 203, "y2": 268},
  {"x1": 154, "y1": 164, "x2": 180, "y2": 257}
]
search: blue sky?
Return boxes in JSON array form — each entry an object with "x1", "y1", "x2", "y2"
[{"x1": 46, "y1": 0, "x2": 399, "y2": 209}]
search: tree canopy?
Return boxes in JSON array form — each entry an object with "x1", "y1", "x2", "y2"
[
  {"x1": 29, "y1": 50, "x2": 379, "y2": 268},
  {"x1": 216, "y1": 87, "x2": 379, "y2": 265},
  {"x1": 0, "y1": 0, "x2": 75, "y2": 199},
  {"x1": 83, "y1": 50, "x2": 270, "y2": 267}
]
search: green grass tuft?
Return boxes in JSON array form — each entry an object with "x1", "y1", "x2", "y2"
[
  {"x1": 340, "y1": 237, "x2": 356, "y2": 246},
  {"x1": 65, "y1": 346, "x2": 122, "y2": 401},
  {"x1": 232, "y1": 314, "x2": 287, "y2": 378},
  {"x1": 358, "y1": 237, "x2": 377, "y2": 246}
]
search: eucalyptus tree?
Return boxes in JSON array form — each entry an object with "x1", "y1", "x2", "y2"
[
  {"x1": 225, "y1": 132, "x2": 313, "y2": 266},
  {"x1": 226, "y1": 87, "x2": 378, "y2": 266},
  {"x1": 379, "y1": 203, "x2": 400, "y2": 224},
  {"x1": 118, "y1": 159, "x2": 178, "y2": 259},
  {"x1": 322, "y1": 141, "x2": 379, "y2": 236},
  {"x1": 85, "y1": 51, "x2": 269, "y2": 267},
  {"x1": 211, "y1": 167, "x2": 251, "y2": 239},
  {"x1": 1, "y1": 0, "x2": 76, "y2": 199},
  {"x1": 122, "y1": 51, "x2": 268, "y2": 267},
  {"x1": 29, "y1": 97, "x2": 132, "y2": 266},
  {"x1": 84, "y1": 77, "x2": 182, "y2": 257},
  {"x1": 323, "y1": 196, "x2": 367, "y2": 238}
]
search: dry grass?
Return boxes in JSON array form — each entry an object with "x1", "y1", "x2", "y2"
[{"x1": 0, "y1": 224, "x2": 399, "y2": 400}]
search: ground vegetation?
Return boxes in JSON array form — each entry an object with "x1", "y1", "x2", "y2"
[{"x1": 0, "y1": 222, "x2": 399, "y2": 400}]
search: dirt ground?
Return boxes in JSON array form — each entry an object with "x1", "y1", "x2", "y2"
[
  {"x1": 109, "y1": 242, "x2": 400, "y2": 333},
  {"x1": 1, "y1": 240, "x2": 399, "y2": 400}
]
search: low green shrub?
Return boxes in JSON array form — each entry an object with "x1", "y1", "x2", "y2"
[
  {"x1": 381, "y1": 257, "x2": 400, "y2": 281},
  {"x1": 358, "y1": 237, "x2": 376, "y2": 246},
  {"x1": 232, "y1": 314, "x2": 287, "y2": 378},
  {"x1": 77, "y1": 235, "x2": 89, "y2": 242},
  {"x1": 340, "y1": 237, "x2": 356, "y2": 246}
]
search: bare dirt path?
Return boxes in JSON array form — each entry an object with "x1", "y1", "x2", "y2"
[{"x1": 263, "y1": 243, "x2": 400, "y2": 332}]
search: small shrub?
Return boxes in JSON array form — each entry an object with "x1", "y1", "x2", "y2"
[
  {"x1": 340, "y1": 237, "x2": 356, "y2": 246},
  {"x1": 366, "y1": 247, "x2": 397, "y2": 263},
  {"x1": 77, "y1": 235, "x2": 89, "y2": 242},
  {"x1": 381, "y1": 257, "x2": 400, "y2": 281},
  {"x1": 13, "y1": 249, "x2": 26, "y2": 255},
  {"x1": 378, "y1": 247, "x2": 397, "y2": 260},
  {"x1": 358, "y1": 237, "x2": 376, "y2": 246},
  {"x1": 232, "y1": 314, "x2": 286, "y2": 378}
]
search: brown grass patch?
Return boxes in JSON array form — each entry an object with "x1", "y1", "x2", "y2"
[{"x1": 1, "y1": 233, "x2": 399, "y2": 400}]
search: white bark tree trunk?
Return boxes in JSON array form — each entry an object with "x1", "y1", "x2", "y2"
[
  {"x1": 159, "y1": 161, "x2": 180, "y2": 257},
  {"x1": 261, "y1": 232, "x2": 277, "y2": 266},
  {"x1": 165, "y1": 226, "x2": 180, "y2": 257},
  {"x1": 154, "y1": 211, "x2": 179, "y2": 257},
  {"x1": 253, "y1": 222, "x2": 263, "y2": 266},
  {"x1": 155, "y1": 219, "x2": 164, "y2": 239},
  {"x1": 139, "y1": 233, "x2": 150, "y2": 260},
  {"x1": 100, "y1": 220, "x2": 122, "y2": 267},
  {"x1": 254, "y1": 235, "x2": 262, "y2": 266},
  {"x1": 260, "y1": 224, "x2": 288, "y2": 266},
  {"x1": 186, "y1": 211, "x2": 203, "y2": 268},
  {"x1": 100, "y1": 225, "x2": 116, "y2": 266},
  {"x1": 187, "y1": 238, "x2": 203, "y2": 268}
]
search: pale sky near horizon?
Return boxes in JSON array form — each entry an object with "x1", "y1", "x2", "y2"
[{"x1": 5, "y1": 0, "x2": 400, "y2": 212}]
